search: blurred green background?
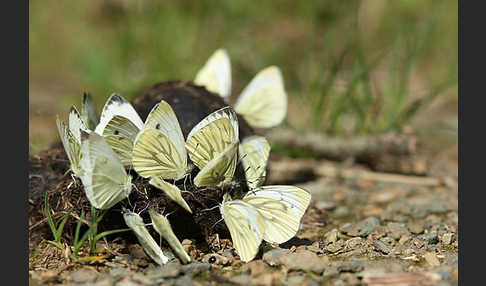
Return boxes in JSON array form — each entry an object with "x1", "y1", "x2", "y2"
[{"x1": 29, "y1": 0, "x2": 457, "y2": 155}]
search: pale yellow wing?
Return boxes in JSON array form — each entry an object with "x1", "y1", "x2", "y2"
[
  {"x1": 185, "y1": 106, "x2": 239, "y2": 170},
  {"x1": 149, "y1": 176, "x2": 192, "y2": 213},
  {"x1": 239, "y1": 136, "x2": 270, "y2": 189},
  {"x1": 102, "y1": 115, "x2": 140, "y2": 167},
  {"x1": 234, "y1": 66, "x2": 287, "y2": 128},
  {"x1": 123, "y1": 211, "x2": 169, "y2": 265},
  {"x1": 132, "y1": 128, "x2": 187, "y2": 180},
  {"x1": 220, "y1": 200, "x2": 264, "y2": 262},
  {"x1": 193, "y1": 141, "x2": 239, "y2": 187},
  {"x1": 79, "y1": 132, "x2": 132, "y2": 210},
  {"x1": 56, "y1": 116, "x2": 83, "y2": 177},
  {"x1": 194, "y1": 48, "x2": 231, "y2": 99},
  {"x1": 243, "y1": 185, "x2": 311, "y2": 244},
  {"x1": 69, "y1": 106, "x2": 90, "y2": 142},
  {"x1": 148, "y1": 209, "x2": 191, "y2": 264}
]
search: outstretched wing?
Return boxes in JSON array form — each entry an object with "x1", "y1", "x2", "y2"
[
  {"x1": 234, "y1": 66, "x2": 287, "y2": 128},
  {"x1": 194, "y1": 48, "x2": 232, "y2": 99},
  {"x1": 243, "y1": 185, "x2": 311, "y2": 244},
  {"x1": 239, "y1": 136, "x2": 270, "y2": 189},
  {"x1": 221, "y1": 200, "x2": 264, "y2": 262}
]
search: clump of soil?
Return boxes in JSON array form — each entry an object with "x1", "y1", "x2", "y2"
[{"x1": 29, "y1": 81, "x2": 255, "y2": 248}]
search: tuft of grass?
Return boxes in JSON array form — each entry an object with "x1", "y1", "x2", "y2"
[{"x1": 44, "y1": 192, "x2": 72, "y2": 250}]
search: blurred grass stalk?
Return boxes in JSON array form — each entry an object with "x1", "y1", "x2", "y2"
[{"x1": 300, "y1": 9, "x2": 457, "y2": 136}]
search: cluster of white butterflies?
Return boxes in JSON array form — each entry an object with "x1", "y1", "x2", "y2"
[{"x1": 55, "y1": 48, "x2": 310, "y2": 264}]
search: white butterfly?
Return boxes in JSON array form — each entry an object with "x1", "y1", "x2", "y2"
[
  {"x1": 185, "y1": 106, "x2": 240, "y2": 188},
  {"x1": 94, "y1": 93, "x2": 144, "y2": 135},
  {"x1": 79, "y1": 131, "x2": 132, "y2": 210},
  {"x1": 56, "y1": 106, "x2": 91, "y2": 177},
  {"x1": 194, "y1": 48, "x2": 231, "y2": 99},
  {"x1": 94, "y1": 93, "x2": 144, "y2": 167},
  {"x1": 123, "y1": 209, "x2": 169, "y2": 265},
  {"x1": 132, "y1": 100, "x2": 193, "y2": 213},
  {"x1": 239, "y1": 136, "x2": 271, "y2": 189},
  {"x1": 220, "y1": 186, "x2": 311, "y2": 262},
  {"x1": 194, "y1": 49, "x2": 287, "y2": 128},
  {"x1": 149, "y1": 209, "x2": 192, "y2": 264}
]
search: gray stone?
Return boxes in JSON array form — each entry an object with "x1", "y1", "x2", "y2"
[
  {"x1": 315, "y1": 200, "x2": 336, "y2": 211},
  {"x1": 181, "y1": 262, "x2": 211, "y2": 278},
  {"x1": 159, "y1": 262, "x2": 182, "y2": 278},
  {"x1": 333, "y1": 206, "x2": 350, "y2": 218},
  {"x1": 262, "y1": 249, "x2": 327, "y2": 273},
  {"x1": 341, "y1": 217, "x2": 380, "y2": 237},
  {"x1": 173, "y1": 276, "x2": 194, "y2": 286},
  {"x1": 230, "y1": 274, "x2": 252, "y2": 285},
  {"x1": 387, "y1": 222, "x2": 410, "y2": 240},
  {"x1": 441, "y1": 233, "x2": 454, "y2": 245},
  {"x1": 373, "y1": 240, "x2": 393, "y2": 254},
  {"x1": 336, "y1": 261, "x2": 364, "y2": 273},
  {"x1": 325, "y1": 240, "x2": 344, "y2": 253},
  {"x1": 408, "y1": 222, "x2": 425, "y2": 234},
  {"x1": 69, "y1": 269, "x2": 99, "y2": 283},
  {"x1": 109, "y1": 268, "x2": 134, "y2": 281},
  {"x1": 324, "y1": 229, "x2": 339, "y2": 244}
]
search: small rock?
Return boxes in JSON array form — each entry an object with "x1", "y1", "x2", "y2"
[
  {"x1": 441, "y1": 233, "x2": 454, "y2": 245},
  {"x1": 110, "y1": 267, "x2": 133, "y2": 280},
  {"x1": 202, "y1": 253, "x2": 230, "y2": 265},
  {"x1": 159, "y1": 262, "x2": 182, "y2": 278},
  {"x1": 221, "y1": 249, "x2": 234, "y2": 258},
  {"x1": 322, "y1": 266, "x2": 339, "y2": 277},
  {"x1": 341, "y1": 217, "x2": 380, "y2": 237},
  {"x1": 131, "y1": 273, "x2": 154, "y2": 285},
  {"x1": 69, "y1": 268, "x2": 99, "y2": 283},
  {"x1": 315, "y1": 200, "x2": 336, "y2": 210},
  {"x1": 325, "y1": 240, "x2": 344, "y2": 253},
  {"x1": 181, "y1": 262, "x2": 211, "y2": 278},
  {"x1": 373, "y1": 240, "x2": 393, "y2": 254},
  {"x1": 230, "y1": 274, "x2": 252, "y2": 285},
  {"x1": 263, "y1": 249, "x2": 327, "y2": 273},
  {"x1": 387, "y1": 222, "x2": 410, "y2": 240},
  {"x1": 336, "y1": 261, "x2": 364, "y2": 273},
  {"x1": 247, "y1": 260, "x2": 267, "y2": 276},
  {"x1": 92, "y1": 276, "x2": 115, "y2": 286},
  {"x1": 286, "y1": 276, "x2": 304, "y2": 286},
  {"x1": 324, "y1": 229, "x2": 339, "y2": 244},
  {"x1": 115, "y1": 277, "x2": 143, "y2": 286},
  {"x1": 128, "y1": 244, "x2": 149, "y2": 260},
  {"x1": 333, "y1": 206, "x2": 350, "y2": 218},
  {"x1": 398, "y1": 235, "x2": 411, "y2": 245},
  {"x1": 407, "y1": 222, "x2": 425, "y2": 234},
  {"x1": 345, "y1": 237, "x2": 363, "y2": 249},
  {"x1": 173, "y1": 275, "x2": 194, "y2": 286},
  {"x1": 424, "y1": 252, "x2": 441, "y2": 267},
  {"x1": 420, "y1": 230, "x2": 439, "y2": 244}
]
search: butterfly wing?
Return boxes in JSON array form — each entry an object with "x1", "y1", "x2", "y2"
[
  {"x1": 185, "y1": 107, "x2": 239, "y2": 170},
  {"x1": 56, "y1": 116, "x2": 83, "y2": 176},
  {"x1": 132, "y1": 128, "x2": 187, "y2": 179},
  {"x1": 239, "y1": 136, "x2": 271, "y2": 189},
  {"x1": 79, "y1": 132, "x2": 132, "y2": 209},
  {"x1": 94, "y1": 93, "x2": 144, "y2": 135},
  {"x1": 193, "y1": 141, "x2": 239, "y2": 187},
  {"x1": 221, "y1": 200, "x2": 264, "y2": 262},
  {"x1": 234, "y1": 66, "x2": 287, "y2": 128},
  {"x1": 194, "y1": 48, "x2": 231, "y2": 99},
  {"x1": 149, "y1": 176, "x2": 192, "y2": 214},
  {"x1": 69, "y1": 106, "x2": 90, "y2": 142},
  {"x1": 243, "y1": 185, "x2": 311, "y2": 244},
  {"x1": 103, "y1": 115, "x2": 141, "y2": 167},
  {"x1": 81, "y1": 92, "x2": 99, "y2": 131},
  {"x1": 148, "y1": 209, "x2": 191, "y2": 264},
  {"x1": 123, "y1": 211, "x2": 169, "y2": 265}
]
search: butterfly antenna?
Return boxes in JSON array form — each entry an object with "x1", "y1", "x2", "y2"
[
  {"x1": 200, "y1": 205, "x2": 220, "y2": 212},
  {"x1": 138, "y1": 202, "x2": 150, "y2": 215},
  {"x1": 165, "y1": 210, "x2": 176, "y2": 218},
  {"x1": 210, "y1": 218, "x2": 224, "y2": 230}
]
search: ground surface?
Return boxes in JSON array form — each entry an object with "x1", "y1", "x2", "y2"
[{"x1": 29, "y1": 141, "x2": 458, "y2": 286}]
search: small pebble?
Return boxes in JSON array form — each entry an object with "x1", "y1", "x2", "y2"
[
  {"x1": 373, "y1": 240, "x2": 393, "y2": 254},
  {"x1": 424, "y1": 252, "x2": 441, "y2": 266}
]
